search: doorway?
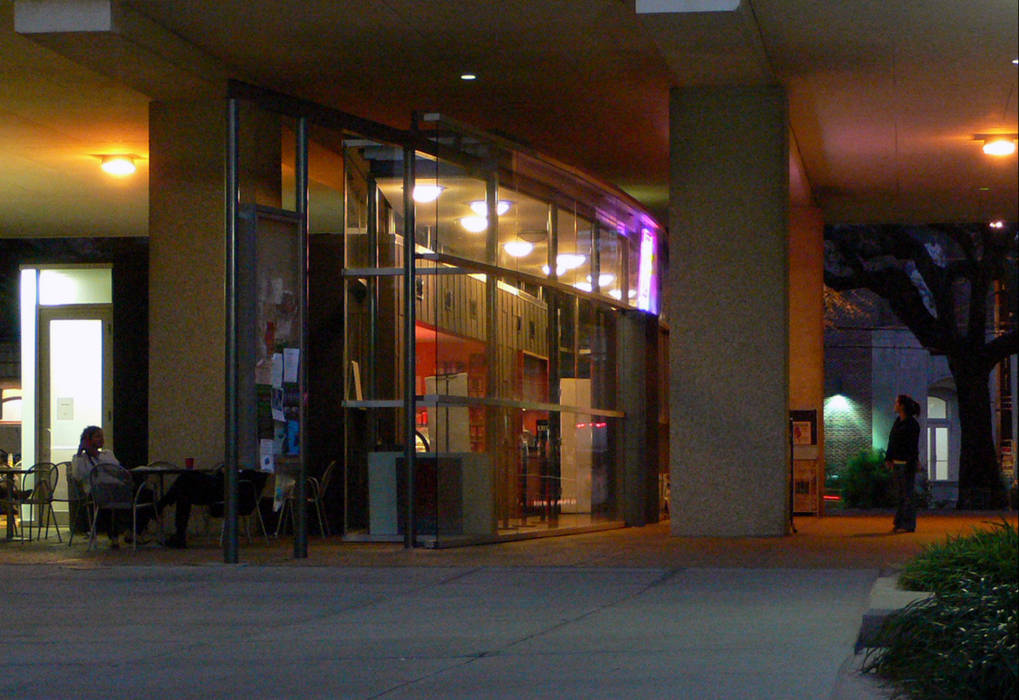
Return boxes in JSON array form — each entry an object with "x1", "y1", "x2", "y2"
[{"x1": 38, "y1": 306, "x2": 114, "y2": 466}]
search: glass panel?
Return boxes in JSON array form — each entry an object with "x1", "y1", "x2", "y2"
[
  {"x1": 237, "y1": 101, "x2": 289, "y2": 210},
  {"x1": 560, "y1": 413, "x2": 618, "y2": 522},
  {"x1": 597, "y1": 221, "x2": 624, "y2": 301},
  {"x1": 555, "y1": 207, "x2": 593, "y2": 291},
  {"x1": 935, "y1": 426, "x2": 948, "y2": 480},
  {"x1": 627, "y1": 229, "x2": 641, "y2": 307},
  {"x1": 38, "y1": 268, "x2": 111, "y2": 306},
  {"x1": 415, "y1": 268, "x2": 489, "y2": 452},
  {"x1": 307, "y1": 124, "x2": 344, "y2": 235},
  {"x1": 411, "y1": 154, "x2": 490, "y2": 264},
  {"x1": 927, "y1": 396, "x2": 947, "y2": 419},
  {"x1": 496, "y1": 188, "x2": 550, "y2": 280},
  {"x1": 49, "y1": 320, "x2": 103, "y2": 461}
]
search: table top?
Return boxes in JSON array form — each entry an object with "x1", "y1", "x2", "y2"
[
  {"x1": 131, "y1": 465, "x2": 215, "y2": 475},
  {"x1": 0, "y1": 467, "x2": 29, "y2": 475}
]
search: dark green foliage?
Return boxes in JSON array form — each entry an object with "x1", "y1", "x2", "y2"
[
  {"x1": 838, "y1": 448, "x2": 895, "y2": 508},
  {"x1": 899, "y1": 519, "x2": 1019, "y2": 593},
  {"x1": 863, "y1": 579, "x2": 1018, "y2": 700},
  {"x1": 864, "y1": 520, "x2": 1019, "y2": 699}
]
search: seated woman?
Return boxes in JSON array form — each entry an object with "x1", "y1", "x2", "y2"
[
  {"x1": 70, "y1": 425, "x2": 153, "y2": 547},
  {"x1": 157, "y1": 467, "x2": 268, "y2": 548}
]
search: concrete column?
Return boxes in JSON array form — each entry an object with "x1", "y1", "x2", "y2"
[
  {"x1": 148, "y1": 100, "x2": 227, "y2": 466},
  {"x1": 789, "y1": 205, "x2": 825, "y2": 513},
  {"x1": 668, "y1": 85, "x2": 789, "y2": 536}
]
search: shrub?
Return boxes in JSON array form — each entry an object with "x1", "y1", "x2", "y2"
[
  {"x1": 838, "y1": 447, "x2": 895, "y2": 508},
  {"x1": 863, "y1": 520, "x2": 1019, "y2": 700},
  {"x1": 863, "y1": 578, "x2": 1018, "y2": 700},
  {"x1": 898, "y1": 519, "x2": 1019, "y2": 593}
]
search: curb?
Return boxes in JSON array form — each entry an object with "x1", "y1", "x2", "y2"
[{"x1": 855, "y1": 574, "x2": 933, "y2": 651}]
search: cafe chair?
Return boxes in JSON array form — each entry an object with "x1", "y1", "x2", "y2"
[
  {"x1": 210, "y1": 476, "x2": 270, "y2": 545},
  {"x1": 20, "y1": 462, "x2": 61, "y2": 542},
  {"x1": 274, "y1": 460, "x2": 335, "y2": 538},
  {"x1": 86, "y1": 464, "x2": 159, "y2": 552},
  {"x1": 62, "y1": 466, "x2": 94, "y2": 546}
]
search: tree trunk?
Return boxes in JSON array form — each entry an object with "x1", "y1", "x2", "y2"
[{"x1": 949, "y1": 354, "x2": 1006, "y2": 509}]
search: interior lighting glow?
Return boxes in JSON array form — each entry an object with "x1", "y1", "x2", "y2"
[
  {"x1": 574, "y1": 282, "x2": 593, "y2": 292},
  {"x1": 460, "y1": 73, "x2": 477, "y2": 80},
  {"x1": 608, "y1": 289, "x2": 622, "y2": 300},
  {"x1": 827, "y1": 394, "x2": 850, "y2": 412},
  {"x1": 100, "y1": 155, "x2": 136, "y2": 176},
  {"x1": 982, "y1": 137, "x2": 1016, "y2": 157},
  {"x1": 412, "y1": 184, "x2": 444, "y2": 203},
  {"x1": 989, "y1": 220, "x2": 1005, "y2": 229},
  {"x1": 503, "y1": 240, "x2": 534, "y2": 257},
  {"x1": 556, "y1": 253, "x2": 586, "y2": 271},
  {"x1": 460, "y1": 215, "x2": 488, "y2": 233},
  {"x1": 586, "y1": 273, "x2": 616, "y2": 287},
  {"x1": 470, "y1": 200, "x2": 512, "y2": 216}
]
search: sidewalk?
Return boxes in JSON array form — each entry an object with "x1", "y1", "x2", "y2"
[{"x1": 2, "y1": 511, "x2": 1013, "y2": 699}]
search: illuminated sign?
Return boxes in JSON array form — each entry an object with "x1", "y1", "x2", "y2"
[{"x1": 637, "y1": 228, "x2": 656, "y2": 312}]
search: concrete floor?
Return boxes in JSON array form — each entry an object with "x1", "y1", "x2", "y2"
[{"x1": 2, "y1": 511, "x2": 1014, "y2": 699}]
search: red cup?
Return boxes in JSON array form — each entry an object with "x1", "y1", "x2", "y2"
[{"x1": 184, "y1": 457, "x2": 195, "y2": 469}]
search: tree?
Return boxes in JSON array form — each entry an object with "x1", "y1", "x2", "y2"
[{"x1": 824, "y1": 223, "x2": 1018, "y2": 508}]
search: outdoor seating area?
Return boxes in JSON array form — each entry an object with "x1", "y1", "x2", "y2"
[{"x1": 1, "y1": 457, "x2": 333, "y2": 552}]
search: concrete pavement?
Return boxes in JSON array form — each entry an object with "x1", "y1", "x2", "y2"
[{"x1": 1, "y1": 511, "x2": 1013, "y2": 698}]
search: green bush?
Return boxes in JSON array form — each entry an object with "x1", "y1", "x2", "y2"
[
  {"x1": 838, "y1": 447, "x2": 895, "y2": 508},
  {"x1": 863, "y1": 520, "x2": 1019, "y2": 700},
  {"x1": 863, "y1": 579, "x2": 1018, "y2": 700},
  {"x1": 898, "y1": 519, "x2": 1019, "y2": 593}
]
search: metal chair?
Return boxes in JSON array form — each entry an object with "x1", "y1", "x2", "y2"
[
  {"x1": 86, "y1": 464, "x2": 159, "y2": 551},
  {"x1": 275, "y1": 460, "x2": 335, "y2": 537},
  {"x1": 21, "y1": 462, "x2": 61, "y2": 542},
  {"x1": 215, "y1": 477, "x2": 270, "y2": 545}
]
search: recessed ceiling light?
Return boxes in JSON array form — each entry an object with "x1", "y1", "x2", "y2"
[
  {"x1": 989, "y1": 220, "x2": 1005, "y2": 229},
  {"x1": 1013, "y1": 58, "x2": 1018, "y2": 65},
  {"x1": 460, "y1": 73, "x2": 477, "y2": 81}
]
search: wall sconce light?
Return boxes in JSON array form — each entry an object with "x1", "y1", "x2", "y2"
[
  {"x1": 975, "y1": 134, "x2": 1017, "y2": 157},
  {"x1": 98, "y1": 154, "x2": 138, "y2": 176}
]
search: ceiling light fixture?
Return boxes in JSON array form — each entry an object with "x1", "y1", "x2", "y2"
[
  {"x1": 460, "y1": 215, "x2": 488, "y2": 233},
  {"x1": 99, "y1": 154, "x2": 137, "y2": 176},
  {"x1": 976, "y1": 133, "x2": 1017, "y2": 157},
  {"x1": 469, "y1": 200, "x2": 512, "y2": 216},
  {"x1": 412, "y1": 184, "x2": 444, "y2": 203},
  {"x1": 503, "y1": 240, "x2": 534, "y2": 257},
  {"x1": 989, "y1": 220, "x2": 1005, "y2": 229},
  {"x1": 460, "y1": 73, "x2": 477, "y2": 81}
]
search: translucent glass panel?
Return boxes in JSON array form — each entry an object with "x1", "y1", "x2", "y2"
[
  {"x1": 928, "y1": 426, "x2": 949, "y2": 480},
  {"x1": 38, "y1": 268, "x2": 111, "y2": 306},
  {"x1": 927, "y1": 396, "x2": 947, "y2": 419}
]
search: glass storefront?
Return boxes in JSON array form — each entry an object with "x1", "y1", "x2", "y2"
[{"x1": 231, "y1": 85, "x2": 663, "y2": 546}]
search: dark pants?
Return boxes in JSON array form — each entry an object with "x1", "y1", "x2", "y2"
[
  {"x1": 158, "y1": 471, "x2": 223, "y2": 540},
  {"x1": 892, "y1": 461, "x2": 917, "y2": 531},
  {"x1": 158, "y1": 470, "x2": 266, "y2": 541}
]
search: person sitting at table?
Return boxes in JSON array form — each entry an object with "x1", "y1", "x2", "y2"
[
  {"x1": 70, "y1": 425, "x2": 154, "y2": 547},
  {"x1": 156, "y1": 467, "x2": 268, "y2": 549}
]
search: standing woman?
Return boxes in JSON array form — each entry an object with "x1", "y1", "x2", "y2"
[{"x1": 885, "y1": 394, "x2": 921, "y2": 533}]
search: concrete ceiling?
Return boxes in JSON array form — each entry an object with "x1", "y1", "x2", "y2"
[{"x1": 0, "y1": 0, "x2": 1015, "y2": 240}]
